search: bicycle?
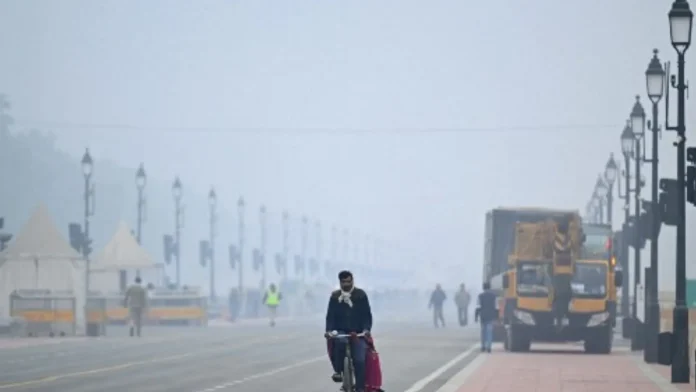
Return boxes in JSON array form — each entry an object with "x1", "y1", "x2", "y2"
[{"x1": 328, "y1": 331, "x2": 366, "y2": 392}]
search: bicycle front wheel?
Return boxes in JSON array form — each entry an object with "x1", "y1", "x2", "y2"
[{"x1": 343, "y1": 356, "x2": 354, "y2": 392}]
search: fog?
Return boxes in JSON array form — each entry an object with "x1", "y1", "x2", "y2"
[{"x1": 0, "y1": 0, "x2": 694, "y2": 294}]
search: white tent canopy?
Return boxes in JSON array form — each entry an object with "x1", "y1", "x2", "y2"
[
  {"x1": 92, "y1": 221, "x2": 156, "y2": 270},
  {"x1": 0, "y1": 204, "x2": 85, "y2": 322},
  {"x1": 1, "y1": 204, "x2": 82, "y2": 262}
]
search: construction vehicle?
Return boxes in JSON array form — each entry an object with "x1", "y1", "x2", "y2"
[{"x1": 484, "y1": 207, "x2": 622, "y2": 353}]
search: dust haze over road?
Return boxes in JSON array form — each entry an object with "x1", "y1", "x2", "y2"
[
  {"x1": 0, "y1": 1, "x2": 694, "y2": 391},
  {"x1": 1, "y1": 0, "x2": 692, "y2": 292}
]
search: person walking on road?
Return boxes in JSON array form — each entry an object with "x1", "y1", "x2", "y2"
[
  {"x1": 454, "y1": 283, "x2": 471, "y2": 326},
  {"x1": 262, "y1": 283, "x2": 282, "y2": 326},
  {"x1": 475, "y1": 282, "x2": 498, "y2": 353},
  {"x1": 124, "y1": 277, "x2": 148, "y2": 337},
  {"x1": 428, "y1": 284, "x2": 447, "y2": 328}
]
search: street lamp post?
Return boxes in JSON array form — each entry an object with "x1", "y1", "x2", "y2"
[
  {"x1": 301, "y1": 215, "x2": 308, "y2": 282},
  {"x1": 343, "y1": 228, "x2": 350, "y2": 266},
  {"x1": 595, "y1": 176, "x2": 608, "y2": 224},
  {"x1": 620, "y1": 122, "x2": 636, "y2": 336},
  {"x1": 353, "y1": 230, "x2": 360, "y2": 267},
  {"x1": 208, "y1": 188, "x2": 217, "y2": 302},
  {"x1": 364, "y1": 234, "x2": 370, "y2": 267},
  {"x1": 282, "y1": 211, "x2": 289, "y2": 283},
  {"x1": 315, "y1": 220, "x2": 322, "y2": 279},
  {"x1": 237, "y1": 197, "x2": 245, "y2": 304},
  {"x1": 260, "y1": 205, "x2": 267, "y2": 290},
  {"x1": 605, "y1": 154, "x2": 618, "y2": 227},
  {"x1": 630, "y1": 95, "x2": 647, "y2": 351},
  {"x1": 331, "y1": 225, "x2": 338, "y2": 280},
  {"x1": 172, "y1": 177, "x2": 183, "y2": 288},
  {"x1": 644, "y1": 49, "x2": 666, "y2": 364},
  {"x1": 81, "y1": 149, "x2": 95, "y2": 330},
  {"x1": 667, "y1": 0, "x2": 693, "y2": 382},
  {"x1": 595, "y1": 196, "x2": 602, "y2": 223},
  {"x1": 135, "y1": 163, "x2": 146, "y2": 278}
]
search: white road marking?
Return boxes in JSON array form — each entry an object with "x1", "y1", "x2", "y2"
[
  {"x1": 192, "y1": 356, "x2": 325, "y2": 392},
  {"x1": 433, "y1": 354, "x2": 487, "y2": 392},
  {"x1": 403, "y1": 343, "x2": 479, "y2": 392}
]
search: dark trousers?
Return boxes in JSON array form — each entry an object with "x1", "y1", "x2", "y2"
[
  {"x1": 330, "y1": 335, "x2": 368, "y2": 390},
  {"x1": 458, "y1": 306, "x2": 468, "y2": 326},
  {"x1": 433, "y1": 306, "x2": 445, "y2": 327}
]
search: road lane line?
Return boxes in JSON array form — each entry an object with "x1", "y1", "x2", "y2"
[
  {"x1": 0, "y1": 352, "x2": 194, "y2": 389},
  {"x1": 403, "y1": 344, "x2": 479, "y2": 392},
  {"x1": 0, "y1": 334, "x2": 302, "y2": 389},
  {"x1": 192, "y1": 356, "x2": 326, "y2": 392}
]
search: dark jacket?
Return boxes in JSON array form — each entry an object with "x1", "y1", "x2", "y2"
[
  {"x1": 475, "y1": 290, "x2": 498, "y2": 323},
  {"x1": 325, "y1": 288, "x2": 373, "y2": 333},
  {"x1": 429, "y1": 289, "x2": 446, "y2": 308}
]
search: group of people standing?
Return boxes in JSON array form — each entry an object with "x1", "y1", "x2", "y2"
[
  {"x1": 428, "y1": 282, "x2": 498, "y2": 353},
  {"x1": 428, "y1": 283, "x2": 472, "y2": 328}
]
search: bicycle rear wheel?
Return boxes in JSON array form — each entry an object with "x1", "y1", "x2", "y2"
[{"x1": 343, "y1": 355, "x2": 354, "y2": 392}]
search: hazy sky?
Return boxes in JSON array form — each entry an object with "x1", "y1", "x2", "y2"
[{"x1": 1, "y1": 0, "x2": 694, "y2": 290}]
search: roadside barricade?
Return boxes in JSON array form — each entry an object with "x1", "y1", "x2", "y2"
[
  {"x1": 147, "y1": 288, "x2": 207, "y2": 326},
  {"x1": 9, "y1": 289, "x2": 76, "y2": 337},
  {"x1": 92, "y1": 287, "x2": 208, "y2": 327},
  {"x1": 85, "y1": 296, "x2": 107, "y2": 336}
]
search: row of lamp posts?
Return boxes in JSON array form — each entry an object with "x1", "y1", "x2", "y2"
[
  {"x1": 75, "y1": 153, "x2": 383, "y2": 308},
  {"x1": 587, "y1": 0, "x2": 692, "y2": 383}
]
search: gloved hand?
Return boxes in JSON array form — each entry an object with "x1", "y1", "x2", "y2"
[{"x1": 362, "y1": 330, "x2": 371, "y2": 337}]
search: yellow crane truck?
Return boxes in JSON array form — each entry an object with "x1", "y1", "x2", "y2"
[{"x1": 484, "y1": 207, "x2": 622, "y2": 353}]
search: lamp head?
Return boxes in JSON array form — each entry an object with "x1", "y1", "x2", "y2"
[
  {"x1": 645, "y1": 49, "x2": 666, "y2": 103},
  {"x1": 172, "y1": 177, "x2": 182, "y2": 200},
  {"x1": 669, "y1": 0, "x2": 693, "y2": 54},
  {"x1": 135, "y1": 163, "x2": 146, "y2": 189},
  {"x1": 81, "y1": 148, "x2": 94, "y2": 177}
]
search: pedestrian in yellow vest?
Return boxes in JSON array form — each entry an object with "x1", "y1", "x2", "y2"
[{"x1": 263, "y1": 283, "x2": 282, "y2": 326}]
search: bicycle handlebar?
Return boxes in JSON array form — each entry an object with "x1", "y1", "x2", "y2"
[{"x1": 328, "y1": 332, "x2": 366, "y2": 339}]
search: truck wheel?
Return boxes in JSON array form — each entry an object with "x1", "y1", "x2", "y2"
[
  {"x1": 584, "y1": 326, "x2": 612, "y2": 354},
  {"x1": 508, "y1": 326, "x2": 530, "y2": 352}
]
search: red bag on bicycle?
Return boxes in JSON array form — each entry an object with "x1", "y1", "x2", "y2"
[{"x1": 365, "y1": 336, "x2": 384, "y2": 392}]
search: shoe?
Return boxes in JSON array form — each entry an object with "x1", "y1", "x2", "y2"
[
  {"x1": 486, "y1": 347, "x2": 491, "y2": 353},
  {"x1": 332, "y1": 373, "x2": 343, "y2": 383}
]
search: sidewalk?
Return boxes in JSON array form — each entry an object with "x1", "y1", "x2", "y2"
[
  {"x1": 645, "y1": 358, "x2": 694, "y2": 391},
  {"x1": 439, "y1": 344, "x2": 683, "y2": 392}
]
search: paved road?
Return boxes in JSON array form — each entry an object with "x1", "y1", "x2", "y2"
[{"x1": 0, "y1": 315, "x2": 480, "y2": 392}]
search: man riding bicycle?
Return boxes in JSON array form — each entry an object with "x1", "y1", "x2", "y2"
[{"x1": 325, "y1": 270, "x2": 373, "y2": 392}]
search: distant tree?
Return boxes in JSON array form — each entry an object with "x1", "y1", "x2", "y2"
[
  {"x1": 0, "y1": 93, "x2": 14, "y2": 138},
  {"x1": 0, "y1": 102, "x2": 242, "y2": 289}
]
